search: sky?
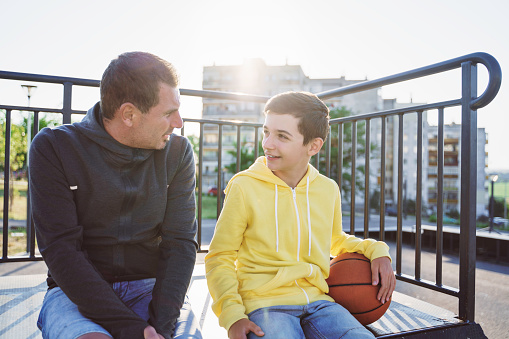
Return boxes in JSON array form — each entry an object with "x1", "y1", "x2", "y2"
[{"x1": 1, "y1": 0, "x2": 507, "y2": 170}]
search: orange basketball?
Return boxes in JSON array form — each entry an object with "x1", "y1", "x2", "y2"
[{"x1": 325, "y1": 252, "x2": 390, "y2": 325}]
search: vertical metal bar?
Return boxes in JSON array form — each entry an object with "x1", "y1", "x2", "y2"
[
  {"x1": 415, "y1": 111, "x2": 423, "y2": 279},
  {"x1": 338, "y1": 124, "x2": 343, "y2": 191},
  {"x1": 197, "y1": 123, "x2": 204, "y2": 250},
  {"x1": 326, "y1": 126, "x2": 331, "y2": 178},
  {"x1": 364, "y1": 120, "x2": 371, "y2": 239},
  {"x1": 459, "y1": 61, "x2": 477, "y2": 322},
  {"x1": 63, "y1": 82, "x2": 72, "y2": 124},
  {"x1": 236, "y1": 125, "x2": 241, "y2": 173},
  {"x1": 437, "y1": 108, "x2": 445, "y2": 285},
  {"x1": 254, "y1": 126, "x2": 259, "y2": 160},
  {"x1": 380, "y1": 117, "x2": 386, "y2": 241},
  {"x1": 396, "y1": 114, "x2": 404, "y2": 274},
  {"x1": 314, "y1": 149, "x2": 320, "y2": 169},
  {"x1": 26, "y1": 111, "x2": 40, "y2": 257},
  {"x1": 218, "y1": 125, "x2": 223, "y2": 215},
  {"x1": 350, "y1": 122, "x2": 357, "y2": 235},
  {"x1": 2, "y1": 110, "x2": 12, "y2": 260}
]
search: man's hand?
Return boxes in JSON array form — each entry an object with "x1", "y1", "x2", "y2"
[
  {"x1": 144, "y1": 325, "x2": 164, "y2": 339},
  {"x1": 228, "y1": 318, "x2": 264, "y2": 339},
  {"x1": 371, "y1": 256, "x2": 396, "y2": 304}
]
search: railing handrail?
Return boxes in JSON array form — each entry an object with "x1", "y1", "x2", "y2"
[
  {"x1": 315, "y1": 52, "x2": 501, "y2": 110},
  {"x1": 2, "y1": 52, "x2": 500, "y2": 116}
]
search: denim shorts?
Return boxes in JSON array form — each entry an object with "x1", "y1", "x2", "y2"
[
  {"x1": 247, "y1": 300, "x2": 374, "y2": 339},
  {"x1": 37, "y1": 278, "x2": 202, "y2": 339}
]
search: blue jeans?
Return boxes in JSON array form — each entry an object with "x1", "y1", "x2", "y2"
[
  {"x1": 247, "y1": 300, "x2": 374, "y2": 339},
  {"x1": 37, "y1": 278, "x2": 202, "y2": 339}
]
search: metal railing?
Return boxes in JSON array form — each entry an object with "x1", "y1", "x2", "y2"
[{"x1": 0, "y1": 52, "x2": 502, "y2": 324}]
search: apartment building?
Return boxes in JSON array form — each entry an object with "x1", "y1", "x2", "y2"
[
  {"x1": 427, "y1": 123, "x2": 488, "y2": 216},
  {"x1": 201, "y1": 58, "x2": 381, "y2": 189}
]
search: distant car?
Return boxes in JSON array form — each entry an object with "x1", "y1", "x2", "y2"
[
  {"x1": 207, "y1": 186, "x2": 218, "y2": 197},
  {"x1": 385, "y1": 207, "x2": 398, "y2": 216},
  {"x1": 493, "y1": 217, "x2": 509, "y2": 227}
]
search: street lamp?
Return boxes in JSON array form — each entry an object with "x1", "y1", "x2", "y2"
[
  {"x1": 21, "y1": 84, "x2": 37, "y2": 256},
  {"x1": 489, "y1": 174, "x2": 499, "y2": 233},
  {"x1": 21, "y1": 84, "x2": 37, "y2": 162}
]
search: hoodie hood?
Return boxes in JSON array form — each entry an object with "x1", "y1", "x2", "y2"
[
  {"x1": 225, "y1": 156, "x2": 320, "y2": 192},
  {"x1": 226, "y1": 156, "x2": 319, "y2": 256},
  {"x1": 74, "y1": 102, "x2": 155, "y2": 167}
]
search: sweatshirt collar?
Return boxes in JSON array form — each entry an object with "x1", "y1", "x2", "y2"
[{"x1": 74, "y1": 102, "x2": 155, "y2": 167}]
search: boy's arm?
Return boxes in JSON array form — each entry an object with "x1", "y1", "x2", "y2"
[
  {"x1": 205, "y1": 181, "x2": 250, "y2": 332},
  {"x1": 330, "y1": 187, "x2": 395, "y2": 300},
  {"x1": 330, "y1": 189, "x2": 391, "y2": 260}
]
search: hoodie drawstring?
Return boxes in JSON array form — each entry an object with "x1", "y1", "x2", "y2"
[
  {"x1": 306, "y1": 177, "x2": 311, "y2": 256},
  {"x1": 275, "y1": 184, "x2": 279, "y2": 252},
  {"x1": 274, "y1": 178, "x2": 312, "y2": 256}
]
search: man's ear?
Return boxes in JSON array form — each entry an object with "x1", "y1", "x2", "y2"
[
  {"x1": 117, "y1": 103, "x2": 137, "y2": 127},
  {"x1": 307, "y1": 137, "x2": 324, "y2": 156}
]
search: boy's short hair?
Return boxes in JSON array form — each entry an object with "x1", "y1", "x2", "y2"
[
  {"x1": 100, "y1": 51, "x2": 179, "y2": 119},
  {"x1": 264, "y1": 91, "x2": 330, "y2": 145}
]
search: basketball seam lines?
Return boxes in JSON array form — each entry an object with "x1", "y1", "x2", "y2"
[
  {"x1": 330, "y1": 258, "x2": 369, "y2": 268},
  {"x1": 350, "y1": 302, "x2": 389, "y2": 315},
  {"x1": 328, "y1": 283, "x2": 373, "y2": 287}
]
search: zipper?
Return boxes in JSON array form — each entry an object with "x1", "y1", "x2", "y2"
[{"x1": 291, "y1": 188, "x2": 301, "y2": 261}]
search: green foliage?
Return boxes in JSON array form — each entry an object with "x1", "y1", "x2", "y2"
[
  {"x1": 493, "y1": 197, "x2": 507, "y2": 217},
  {"x1": 187, "y1": 135, "x2": 200, "y2": 156},
  {"x1": 317, "y1": 106, "x2": 376, "y2": 203},
  {"x1": 0, "y1": 112, "x2": 59, "y2": 172},
  {"x1": 224, "y1": 140, "x2": 263, "y2": 174}
]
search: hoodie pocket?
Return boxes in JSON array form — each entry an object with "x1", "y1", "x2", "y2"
[{"x1": 252, "y1": 264, "x2": 319, "y2": 295}]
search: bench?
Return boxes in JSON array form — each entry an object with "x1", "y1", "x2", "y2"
[{"x1": 0, "y1": 258, "x2": 485, "y2": 339}]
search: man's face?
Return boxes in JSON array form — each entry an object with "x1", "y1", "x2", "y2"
[
  {"x1": 262, "y1": 113, "x2": 313, "y2": 183},
  {"x1": 131, "y1": 84, "x2": 182, "y2": 150}
]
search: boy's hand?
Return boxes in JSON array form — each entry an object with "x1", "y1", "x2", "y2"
[
  {"x1": 144, "y1": 325, "x2": 164, "y2": 339},
  {"x1": 371, "y1": 256, "x2": 396, "y2": 304},
  {"x1": 228, "y1": 318, "x2": 264, "y2": 339}
]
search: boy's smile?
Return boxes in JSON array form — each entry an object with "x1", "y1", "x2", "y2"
[{"x1": 263, "y1": 113, "x2": 316, "y2": 187}]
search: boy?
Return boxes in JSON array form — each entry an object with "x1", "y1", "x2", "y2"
[{"x1": 205, "y1": 92, "x2": 395, "y2": 339}]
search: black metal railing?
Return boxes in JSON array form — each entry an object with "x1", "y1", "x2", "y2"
[{"x1": 0, "y1": 52, "x2": 502, "y2": 324}]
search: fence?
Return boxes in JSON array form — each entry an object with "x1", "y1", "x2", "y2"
[{"x1": 0, "y1": 52, "x2": 502, "y2": 324}]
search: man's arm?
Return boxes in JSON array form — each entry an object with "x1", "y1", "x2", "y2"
[
  {"x1": 149, "y1": 137, "x2": 198, "y2": 337},
  {"x1": 30, "y1": 129, "x2": 148, "y2": 338}
]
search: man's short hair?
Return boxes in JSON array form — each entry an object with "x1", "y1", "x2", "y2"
[
  {"x1": 264, "y1": 91, "x2": 330, "y2": 145},
  {"x1": 100, "y1": 51, "x2": 179, "y2": 119}
]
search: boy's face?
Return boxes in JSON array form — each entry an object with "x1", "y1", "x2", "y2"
[{"x1": 262, "y1": 113, "x2": 317, "y2": 184}]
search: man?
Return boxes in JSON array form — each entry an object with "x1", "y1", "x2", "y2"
[{"x1": 30, "y1": 52, "x2": 202, "y2": 339}]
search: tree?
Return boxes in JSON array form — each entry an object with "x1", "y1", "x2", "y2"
[
  {"x1": 1, "y1": 111, "x2": 58, "y2": 210},
  {"x1": 224, "y1": 140, "x2": 263, "y2": 174},
  {"x1": 317, "y1": 106, "x2": 376, "y2": 204}
]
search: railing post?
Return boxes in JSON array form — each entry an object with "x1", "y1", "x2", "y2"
[
  {"x1": 197, "y1": 123, "x2": 204, "y2": 251},
  {"x1": 459, "y1": 61, "x2": 477, "y2": 322},
  {"x1": 2, "y1": 110, "x2": 12, "y2": 260},
  {"x1": 63, "y1": 82, "x2": 72, "y2": 124}
]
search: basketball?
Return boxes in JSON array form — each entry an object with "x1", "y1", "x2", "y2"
[{"x1": 325, "y1": 252, "x2": 391, "y2": 325}]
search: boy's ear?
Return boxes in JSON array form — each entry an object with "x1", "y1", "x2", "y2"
[{"x1": 307, "y1": 137, "x2": 324, "y2": 156}]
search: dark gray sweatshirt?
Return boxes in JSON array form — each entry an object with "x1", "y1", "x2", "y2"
[{"x1": 29, "y1": 103, "x2": 198, "y2": 338}]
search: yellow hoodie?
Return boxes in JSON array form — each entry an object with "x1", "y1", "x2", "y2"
[{"x1": 205, "y1": 157, "x2": 390, "y2": 331}]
